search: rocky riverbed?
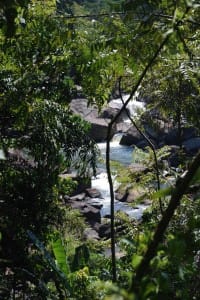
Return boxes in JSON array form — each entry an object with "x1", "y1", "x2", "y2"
[
  {"x1": 70, "y1": 96, "x2": 200, "y2": 164},
  {"x1": 67, "y1": 94, "x2": 200, "y2": 240}
]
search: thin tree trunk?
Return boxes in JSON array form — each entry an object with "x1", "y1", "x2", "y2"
[{"x1": 106, "y1": 34, "x2": 170, "y2": 282}]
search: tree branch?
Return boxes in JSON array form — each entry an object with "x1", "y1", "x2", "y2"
[
  {"x1": 118, "y1": 77, "x2": 163, "y2": 215},
  {"x1": 106, "y1": 33, "x2": 170, "y2": 282},
  {"x1": 130, "y1": 150, "x2": 200, "y2": 292}
]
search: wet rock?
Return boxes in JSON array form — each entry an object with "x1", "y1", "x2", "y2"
[
  {"x1": 116, "y1": 122, "x2": 131, "y2": 133},
  {"x1": 166, "y1": 145, "x2": 182, "y2": 167},
  {"x1": 86, "y1": 199, "x2": 103, "y2": 210},
  {"x1": 183, "y1": 137, "x2": 200, "y2": 153},
  {"x1": 100, "y1": 107, "x2": 124, "y2": 122},
  {"x1": 87, "y1": 118, "x2": 112, "y2": 142},
  {"x1": 98, "y1": 223, "x2": 111, "y2": 239},
  {"x1": 69, "y1": 200, "x2": 101, "y2": 225},
  {"x1": 119, "y1": 126, "x2": 143, "y2": 146},
  {"x1": 164, "y1": 127, "x2": 197, "y2": 146},
  {"x1": 83, "y1": 227, "x2": 100, "y2": 240},
  {"x1": 136, "y1": 138, "x2": 157, "y2": 149},
  {"x1": 70, "y1": 193, "x2": 86, "y2": 201},
  {"x1": 70, "y1": 98, "x2": 116, "y2": 142},
  {"x1": 85, "y1": 188, "x2": 102, "y2": 198},
  {"x1": 82, "y1": 205, "x2": 101, "y2": 224},
  {"x1": 115, "y1": 191, "x2": 129, "y2": 202}
]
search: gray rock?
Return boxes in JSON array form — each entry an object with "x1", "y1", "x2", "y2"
[
  {"x1": 86, "y1": 199, "x2": 103, "y2": 210},
  {"x1": 70, "y1": 98, "x2": 116, "y2": 142},
  {"x1": 166, "y1": 145, "x2": 182, "y2": 167},
  {"x1": 87, "y1": 118, "x2": 114, "y2": 142},
  {"x1": 83, "y1": 228, "x2": 100, "y2": 240},
  {"x1": 119, "y1": 126, "x2": 143, "y2": 146},
  {"x1": 115, "y1": 191, "x2": 129, "y2": 202},
  {"x1": 81, "y1": 205, "x2": 101, "y2": 224},
  {"x1": 70, "y1": 98, "x2": 97, "y2": 118},
  {"x1": 70, "y1": 193, "x2": 86, "y2": 201},
  {"x1": 69, "y1": 200, "x2": 101, "y2": 224},
  {"x1": 98, "y1": 223, "x2": 111, "y2": 238},
  {"x1": 136, "y1": 139, "x2": 157, "y2": 149},
  {"x1": 100, "y1": 107, "x2": 124, "y2": 121},
  {"x1": 116, "y1": 122, "x2": 131, "y2": 133},
  {"x1": 85, "y1": 188, "x2": 102, "y2": 198},
  {"x1": 164, "y1": 127, "x2": 198, "y2": 146},
  {"x1": 183, "y1": 137, "x2": 200, "y2": 153}
]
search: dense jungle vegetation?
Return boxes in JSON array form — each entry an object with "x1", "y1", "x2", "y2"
[{"x1": 0, "y1": 0, "x2": 200, "y2": 299}]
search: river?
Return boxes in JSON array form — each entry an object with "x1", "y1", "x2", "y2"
[{"x1": 92, "y1": 140, "x2": 148, "y2": 219}]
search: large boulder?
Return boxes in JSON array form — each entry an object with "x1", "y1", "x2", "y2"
[
  {"x1": 183, "y1": 137, "x2": 200, "y2": 153},
  {"x1": 85, "y1": 188, "x2": 102, "y2": 198},
  {"x1": 69, "y1": 200, "x2": 101, "y2": 224},
  {"x1": 98, "y1": 223, "x2": 111, "y2": 239},
  {"x1": 70, "y1": 98, "x2": 97, "y2": 118},
  {"x1": 86, "y1": 117, "x2": 114, "y2": 142},
  {"x1": 165, "y1": 145, "x2": 182, "y2": 167},
  {"x1": 116, "y1": 122, "x2": 131, "y2": 133},
  {"x1": 70, "y1": 98, "x2": 116, "y2": 142},
  {"x1": 83, "y1": 227, "x2": 100, "y2": 240},
  {"x1": 100, "y1": 107, "x2": 125, "y2": 122},
  {"x1": 164, "y1": 127, "x2": 197, "y2": 146},
  {"x1": 81, "y1": 205, "x2": 101, "y2": 225},
  {"x1": 119, "y1": 126, "x2": 143, "y2": 146}
]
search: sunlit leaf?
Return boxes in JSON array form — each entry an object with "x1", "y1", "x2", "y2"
[{"x1": 132, "y1": 254, "x2": 143, "y2": 269}]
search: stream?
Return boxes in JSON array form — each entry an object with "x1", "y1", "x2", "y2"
[{"x1": 92, "y1": 140, "x2": 148, "y2": 219}]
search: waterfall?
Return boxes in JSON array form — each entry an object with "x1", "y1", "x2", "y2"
[{"x1": 109, "y1": 93, "x2": 145, "y2": 118}]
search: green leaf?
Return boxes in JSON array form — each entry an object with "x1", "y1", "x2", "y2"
[
  {"x1": 71, "y1": 244, "x2": 90, "y2": 271},
  {"x1": 132, "y1": 254, "x2": 143, "y2": 269},
  {"x1": 0, "y1": 149, "x2": 6, "y2": 160},
  {"x1": 52, "y1": 238, "x2": 70, "y2": 276},
  {"x1": 178, "y1": 266, "x2": 185, "y2": 280},
  {"x1": 151, "y1": 186, "x2": 173, "y2": 200},
  {"x1": 190, "y1": 167, "x2": 200, "y2": 184},
  {"x1": 144, "y1": 282, "x2": 157, "y2": 297},
  {"x1": 27, "y1": 230, "x2": 71, "y2": 292}
]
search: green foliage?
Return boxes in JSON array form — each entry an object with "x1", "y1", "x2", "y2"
[
  {"x1": 28, "y1": 230, "x2": 71, "y2": 293},
  {"x1": 0, "y1": 0, "x2": 200, "y2": 298},
  {"x1": 52, "y1": 237, "x2": 71, "y2": 276},
  {"x1": 0, "y1": 0, "x2": 30, "y2": 37},
  {"x1": 57, "y1": 177, "x2": 78, "y2": 197},
  {"x1": 0, "y1": 1, "x2": 99, "y2": 298},
  {"x1": 132, "y1": 146, "x2": 171, "y2": 167},
  {"x1": 140, "y1": 60, "x2": 200, "y2": 135}
]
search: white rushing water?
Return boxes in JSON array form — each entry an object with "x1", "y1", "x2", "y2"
[
  {"x1": 109, "y1": 94, "x2": 145, "y2": 118},
  {"x1": 92, "y1": 140, "x2": 147, "y2": 219},
  {"x1": 92, "y1": 96, "x2": 147, "y2": 219}
]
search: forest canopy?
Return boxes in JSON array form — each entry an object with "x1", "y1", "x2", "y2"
[{"x1": 0, "y1": 0, "x2": 200, "y2": 299}]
